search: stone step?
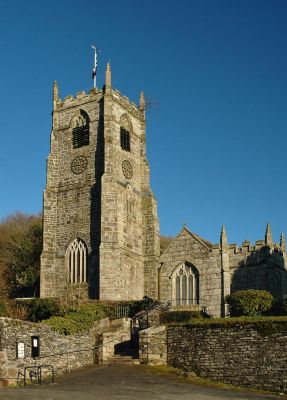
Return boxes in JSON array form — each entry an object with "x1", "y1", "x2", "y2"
[
  {"x1": 114, "y1": 351, "x2": 138, "y2": 357},
  {"x1": 114, "y1": 346, "x2": 139, "y2": 357},
  {"x1": 106, "y1": 354, "x2": 140, "y2": 365},
  {"x1": 112, "y1": 355, "x2": 137, "y2": 361}
]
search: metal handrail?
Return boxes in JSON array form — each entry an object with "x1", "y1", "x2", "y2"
[
  {"x1": 37, "y1": 364, "x2": 55, "y2": 385},
  {"x1": 23, "y1": 364, "x2": 55, "y2": 386},
  {"x1": 24, "y1": 366, "x2": 38, "y2": 386}
]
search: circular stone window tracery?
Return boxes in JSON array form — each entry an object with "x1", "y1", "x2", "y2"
[
  {"x1": 122, "y1": 160, "x2": 133, "y2": 179},
  {"x1": 71, "y1": 156, "x2": 88, "y2": 174}
]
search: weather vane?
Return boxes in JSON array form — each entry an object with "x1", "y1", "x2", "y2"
[{"x1": 91, "y1": 45, "x2": 98, "y2": 88}]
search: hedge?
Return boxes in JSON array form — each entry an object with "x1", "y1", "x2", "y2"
[
  {"x1": 225, "y1": 290, "x2": 273, "y2": 317},
  {"x1": 160, "y1": 310, "x2": 209, "y2": 324}
]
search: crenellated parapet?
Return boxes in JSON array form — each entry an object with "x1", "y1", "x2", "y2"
[
  {"x1": 211, "y1": 224, "x2": 284, "y2": 258},
  {"x1": 54, "y1": 88, "x2": 103, "y2": 112},
  {"x1": 52, "y1": 68, "x2": 144, "y2": 122},
  {"x1": 228, "y1": 239, "x2": 285, "y2": 258},
  {"x1": 112, "y1": 89, "x2": 145, "y2": 121}
]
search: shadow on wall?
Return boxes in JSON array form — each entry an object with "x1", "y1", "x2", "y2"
[
  {"x1": 89, "y1": 98, "x2": 105, "y2": 299},
  {"x1": 231, "y1": 246, "x2": 287, "y2": 300}
]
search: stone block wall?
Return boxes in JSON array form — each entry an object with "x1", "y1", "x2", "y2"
[
  {"x1": 160, "y1": 225, "x2": 287, "y2": 317},
  {"x1": 139, "y1": 325, "x2": 167, "y2": 365},
  {"x1": 228, "y1": 239, "x2": 287, "y2": 299},
  {"x1": 139, "y1": 320, "x2": 287, "y2": 392},
  {"x1": 160, "y1": 227, "x2": 223, "y2": 317},
  {"x1": 0, "y1": 316, "x2": 135, "y2": 384},
  {"x1": 164, "y1": 322, "x2": 287, "y2": 392},
  {"x1": 98, "y1": 89, "x2": 160, "y2": 301},
  {"x1": 95, "y1": 317, "x2": 132, "y2": 364},
  {"x1": 0, "y1": 317, "x2": 95, "y2": 384},
  {"x1": 41, "y1": 77, "x2": 160, "y2": 302}
]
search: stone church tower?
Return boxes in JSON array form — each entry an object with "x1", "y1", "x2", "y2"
[{"x1": 40, "y1": 64, "x2": 160, "y2": 300}]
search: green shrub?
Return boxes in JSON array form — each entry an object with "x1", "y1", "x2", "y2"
[
  {"x1": 14, "y1": 298, "x2": 60, "y2": 322},
  {"x1": 43, "y1": 302, "x2": 108, "y2": 335},
  {"x1": 128, "y1": 297, "x2": 159, "y2": 316},
  {"x1": 103, "y1": 298, "x2": 160, "y2": 319},
  {"x1": 71, "y1": 303, "x2": 108, "y2": 323},
  {"x1": 225, "y1": 290, "x2": 273, "y2": 317},
  {"x1": 160, "y1": 310, "x2": 209, "y2": 324},
  {"x1": 43, "y1": 316, "x2": 80, "y2": 335}
]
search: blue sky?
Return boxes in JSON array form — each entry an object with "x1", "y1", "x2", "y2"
[{"x1": 0, "y1": 0, "x2": 287, "y2": 245}]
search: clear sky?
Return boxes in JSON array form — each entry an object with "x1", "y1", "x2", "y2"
[{"x1": 0, "y1": 0, "x2": 286, "y2": 245}]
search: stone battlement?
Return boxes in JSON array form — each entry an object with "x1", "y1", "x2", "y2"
[
  {"x1": 228, "y1": 239, "x2": 284, "y2": 256},
  {"x1": 54, "y1": 85, "x2": 144, "y2": 122},
  {"x1": 55, "y1": 87, "x2": 103, "y2": 110},
  {"x1": 113, "y1": 89, "x2": 144, "y2": 120}
]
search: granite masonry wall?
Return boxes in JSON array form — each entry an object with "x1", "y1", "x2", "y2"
[
  {"x1": 41, "y1": 67, "x2": 160, "y2": 301},
  {"x1": 41, "y1": 68, "x2": 286, "y2": 312},
  {"x1": 159, "y1": 227, "x2": 223, "y2": 317},
  {"x1": 139, "y1": 325, "x2": 167, "y2": 365},
  {"x1": 93, "y1": 317, "x2": 132, "y2": 364},
  {"x1": 0, "y1": 317, "x2": 95, "y2": 384},
  {"x1": 160, "y1": 226, "x2": 287, "y2": 317},
  {"x1": 139, "y1": 321, "x2": 287, "y2": 393},
  {"x1": 0, "y1": 316, "x2": 133, "y2": 385}
]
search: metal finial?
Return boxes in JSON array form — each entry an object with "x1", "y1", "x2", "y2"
[{"x1": 91, "y1": 45, "x2": 98, "y2": 88}]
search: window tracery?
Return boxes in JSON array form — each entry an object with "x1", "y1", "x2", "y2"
[
  {"x1": 173, "y1": 263, "x2": 199, "y2": 306},
  {"x1": 66, "y1": 238, "x2": 87, "y2": 284}
]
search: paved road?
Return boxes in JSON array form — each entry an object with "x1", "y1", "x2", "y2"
[{"x1": 0, "y1": 365, "x2": 281, "y2": 400}]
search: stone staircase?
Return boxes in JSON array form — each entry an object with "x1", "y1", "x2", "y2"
[
  {"x1": 107, "y1": 339, "x2": 140, "y2": 365},
  {"x1": 96, "y1": 317, "x2": 141, "y2": 365}
]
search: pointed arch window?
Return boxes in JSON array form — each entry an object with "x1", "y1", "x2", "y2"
[
  {"x1": 120, "y1": 127, "x2": 130, "y2": 151},
  {"x1": 66, "y1": 238, "x2": 87, "y2": 283},
  {"x1": 120, "y1": 114, "x2": 132, "y2": 152},
  {"x1": 72, "y1": 111, "x2": 90, "y2": 149},
  {"x1": 173, "y1": 263, "x2": 199, "y2": 306}
]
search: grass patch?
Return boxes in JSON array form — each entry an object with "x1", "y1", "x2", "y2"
[
  {"x1": 160, "y1": 310, "x2": 209, "y2": 324},
  {"x1": 140, "y1": 365, "x2": 285, "y2": 396},
  {"x1": 164, "y1": 315, "x2": 287, "y2": 337},
  {"x1": 165, "y1": 315, "x2": 287, "y2": 326}
]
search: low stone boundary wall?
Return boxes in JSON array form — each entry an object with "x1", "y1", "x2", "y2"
[
  {"x1": 0, "y1": 316, "x2": 134, "y2": 384},
  {"x1": 0, "y1": 317, "x2": 95, "y2": 384},
  {"x1": 139, "y1": 320, "x2": 287, "y2": 393},
  {"x1": 139, "y1": 325, "x2": 167, "y2": 365}
]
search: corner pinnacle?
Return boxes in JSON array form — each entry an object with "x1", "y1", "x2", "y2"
[
  {"x1": 105, "y1": 62, "x2": 111, "y2": 87},
  {"x1": 53, "y1": 80, "x2": 58, "y2": 108},
  {"x1": 280, "y1": 233, "x2": 286, "y2": 252},
  {"x1": 265, "y1": 223, "x2": 273, "y2": 246},
  {"x1": 220, "y1": 225, "x2": 228, "y2": 246},
  {"x1": 139, "y1": 90, "x2": 145, "y2": 111}
]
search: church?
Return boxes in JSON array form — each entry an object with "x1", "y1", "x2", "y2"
[{"x1": 40, "y1": 62, "x2": 287, "y2": 317}]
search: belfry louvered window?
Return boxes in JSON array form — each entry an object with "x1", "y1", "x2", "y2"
[
  {"x1": 66, "y1": 238, "x2": 87, "y2": 284},
  {"x1": 72, "y1": 114, "x2": 89, "y2": 149},
  {"x1": 120, "y1": 127, "x2": 130, "y2": 152}
]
